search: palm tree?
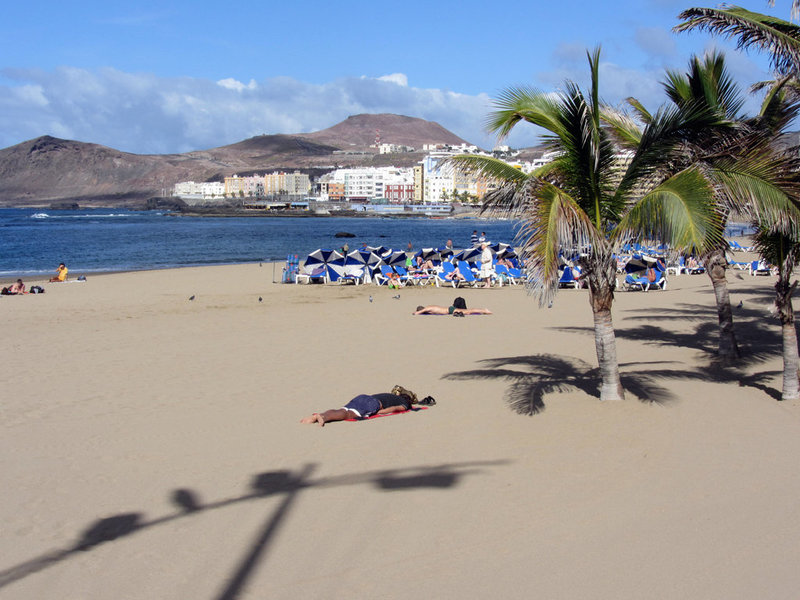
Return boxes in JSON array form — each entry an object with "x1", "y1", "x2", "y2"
[
  {"x1": 614, "y1": 52, "x2": 800, "y2": 360},
  {"x1": 675, "y1": 6, "x2": 800, "y2": 76},
  {"x1": 752, "y1": 227, "x2": 800, "y2": 399},
  {"x1": 450, "y1": 48, "x2": 723, "y2": 401}
]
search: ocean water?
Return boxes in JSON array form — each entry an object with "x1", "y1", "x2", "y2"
[{"x1": 0, "y1": 208, "x2": 518, "y2": 278}]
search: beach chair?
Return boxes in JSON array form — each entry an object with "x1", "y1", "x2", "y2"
[
  {"x1": 436, "y1": 261, "x2": 461, "y2": 288},
  {"x1": 750, "y1": 261, "x2": 771, "y2": 276},
  {"x1": 376, "y1": 265, "x2": 405, "y2": 287},
  {"x1": 457, "y1": 261, "x2": 480, "y2": 287},
  {"x1": 295, "y1": 265, "x2": 326, "y2": 284},
  {"x1": 730, "y1": 240, "x2": 752, "y2": 252},
  {"x1": 394, "y1": 265, "x2": 428, "y2": 286},
  {"x1": 558, "y1": 268, "x2": 580, "y2": 289},
  {"x1": 338, "y1": 265, "x2": 364, "y2": 285},
  {"x1": 666, "y1": 256, "x2": 685, "y2": 276},
  {"x1": 624, "y1": 269, "x2": 666, "y2": 291},
  {"x1": 494, "y1": 264, "x2": 517, "y2": 285}
]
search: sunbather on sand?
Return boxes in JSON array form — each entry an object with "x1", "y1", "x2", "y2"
[
  {"x1": 413, "y1": 304, "x2": 492, "y2": 316},
  {"x1": 301, "y1": 385, "x2": 419, "y2": 427}
]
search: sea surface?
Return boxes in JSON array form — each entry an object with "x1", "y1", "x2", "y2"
[{"x1": 0, "y1": 208, "x2": 519, "y2": 278}]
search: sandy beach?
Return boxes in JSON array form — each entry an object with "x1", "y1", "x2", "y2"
[{"x1": 3, "y1": 259, "x2": 800, "y2": 599}]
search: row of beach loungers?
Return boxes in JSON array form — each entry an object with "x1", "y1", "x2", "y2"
[
  {"x1": 289, "y1": 239, "x2": 768, "y2": 290},
  {"x1": 289, "y1": 244, "x2": 522, "y2": 288}
]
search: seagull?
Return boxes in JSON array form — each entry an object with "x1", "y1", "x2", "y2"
[
  {"x1": 392, "y1": 294, "x2": 400, "y2": 299},
  {"x1": 189, "y1": 295, "x2": 195, "y2": 301},
  {"x1": 369, "y1": 295, "x2": 373, "y2": 303}
]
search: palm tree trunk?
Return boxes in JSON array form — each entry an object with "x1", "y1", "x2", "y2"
[
  {"x1": 776, "y1": 278, "x2": 800, "y2": 400},
  {"x1": 588, "y1": 271, "x2": 625, "y2": 401},
  {"x1": 705, "y1": 249, "x2": 740, "y2": 360}
]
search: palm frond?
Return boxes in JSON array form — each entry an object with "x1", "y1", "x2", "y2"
[
  {"x1": 710, "y1": 154, "x2": 800, "y2": 235},
  {"x1": 676, "y1": 7, "x2": 800, "y2": 75},
  {"x1": 515, "y1": 182, "x2": 602, "y2": 306},
  {"x1": 613, "y1": 167, "x2": 722, "y2": 253},
  {"x1": 625, "y1": 97, "x2": 653, "y2": 123},
  {"x1": 487, "y1": 87, "x2": 564, "y2": 140},
  {"x1": 601, "y1": 106, "x2": 642, "y2": 149}
]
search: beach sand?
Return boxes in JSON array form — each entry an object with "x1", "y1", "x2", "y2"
[{"x1": 2, "y1": 259, "x2": 800, "y2": 599}]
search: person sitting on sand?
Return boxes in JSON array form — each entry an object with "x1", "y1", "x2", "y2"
[
  {"x1": 300, "y1": 385, "x2": 419, "y2": 427},
  {"x1": 50, "y1": 263, "x2": 68, "y2": 282},
  {"x1": 2, "y1": 279, "x2": 26, "y2": 295}
]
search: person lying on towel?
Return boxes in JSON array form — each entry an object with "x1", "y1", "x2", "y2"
[{"x1": 301, "y1": 385, "x2": 421, "y2": 427}]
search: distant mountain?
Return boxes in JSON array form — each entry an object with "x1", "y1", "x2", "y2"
[
  {"x1": 0, "y1": 114, "x2": 473, "y2": 207},
  {"x1": 300, "y1": 114, "x2": 469, "y2": 148}
]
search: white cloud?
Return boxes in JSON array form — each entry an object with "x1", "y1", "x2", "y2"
[
  {"x1": 0, "y1": 67, "x2": 528, "y2": 153},
  {"x1": 377, "y1": 73, "x2": 408, "y2": 86},
  {"x1": 217, "y1": 77, "x2": 258, "y2": 92}
]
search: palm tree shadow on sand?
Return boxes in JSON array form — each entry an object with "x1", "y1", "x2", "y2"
[
  {"x1": 443, "y1": 354, "x2": 714, "y2": 415},
  {"x1": 0, "y1": 460, "x2": 507, "y2": 599}
]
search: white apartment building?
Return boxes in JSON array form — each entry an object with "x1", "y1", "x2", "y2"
[
  {"x1": 324, "y1": 166, "x2": 413, "y2": 201},
  {"x1": 173, "y1": 181, "x2": 225, "y2": 199},
  {"x1": 420, "y1": 154, "x2": 456, "y2": 203},
  {"x1": 378, "y1": 143, "x2": 414, "y2": 154}
]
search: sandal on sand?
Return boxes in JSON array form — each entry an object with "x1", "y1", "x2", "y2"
[
  {"x1": 453, "y1": 310, "x2": 465, "y2": 317},
  {"x1": 419, "y1": 396, "x2": 437, "y2": 406}
]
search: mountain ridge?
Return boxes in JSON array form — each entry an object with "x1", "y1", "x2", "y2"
[{"x1": 0, "y1": 114, "x2": 474, "y2": 207}]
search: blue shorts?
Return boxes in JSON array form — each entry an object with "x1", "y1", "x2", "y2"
[{"x1": 343, "y1": 394, "x2": 381, "y2": 419}]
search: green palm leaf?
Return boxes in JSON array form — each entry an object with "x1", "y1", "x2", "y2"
[
  {"x1": 675, "y1": 7, "x2": 800, "y2": 75},
  {"x1": 614, "y1": 167, "x2": 721, "y2": 251}
]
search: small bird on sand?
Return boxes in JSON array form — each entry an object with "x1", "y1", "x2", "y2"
[
  {"x1": 392, "y1": 294, "x2": 400, "y2": 299},
  {"x1": 189, "y1": 295, "x2": 195, "y2": 301},
  {"x1": 737, "y1": 300, "x2": 743, "y2": 309},
  {"x1": 369, "y1": 295, "x2": 373, "y2": 303},
  {"x1": 547, "y1": 300, "x2": 553, "y2": 308}
]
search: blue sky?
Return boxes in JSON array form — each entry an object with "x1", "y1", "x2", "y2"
[{"x1": 0, "y1": 0, "x2": 789, "y2": 154}]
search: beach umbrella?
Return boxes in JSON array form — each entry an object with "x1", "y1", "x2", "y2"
[
  {"x1": 382, "y1": 250, "x2": 408, "y2": 267},
  {"x1": 365, "y1": 245, "x2": 390, "y2": 256},
  {"x1": 415, "y1": 247, "x2": 442, "y2": 263},
  {"x1": 438, "y1": 246, "x2": 455, "y2": 260},
  {"x1": 454, "y1": 247, "x2": 481, "y2": 264},
  {"x1": 303, "y1": 248, "x2": 342, "y2": 268},
  {"x1": 624, "y1": 254, "x2": 656, "y2": 274},
  {"x1": 347, "y1": 249, "x2": 382, "y2": 280},
  {"x1": 324, "y1": 256, "x2": 347, "y2": 282}
]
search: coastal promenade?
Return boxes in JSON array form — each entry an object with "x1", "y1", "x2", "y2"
[{"x1": 2, "y1": 262, "x2": 799, "y2": 599}]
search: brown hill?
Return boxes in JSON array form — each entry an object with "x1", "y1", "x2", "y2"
[
  {"x1": 301, "y1": 113, "x2": 469, "y2": 148},
  {"x1": 0, "y1": 114, "x2": 473, "y2": 207}
]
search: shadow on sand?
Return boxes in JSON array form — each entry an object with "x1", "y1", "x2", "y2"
[
  {"x1": 444, "y1": 300, "x2": 791, "y2": 413},
  {"x1": 0, "y1": 460, "x2": 507, "y2": 599}
]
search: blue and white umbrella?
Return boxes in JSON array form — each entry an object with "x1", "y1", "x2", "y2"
[
  {"x1": 438, "y1": 246, "x2": 455, "y2": 260},
  {"x1": 346, "y1": 249, "x2": 382, "y2": 281},
  {"x1": 454, "y1": 247, "x2": 482, "y2": 264},
  {"x1": 382, "y1": 250, "x2": 408, "y2": 267},
  {"x1": 415, "y1": 247, "x2": 442, "y2": 262},
  {"x1": 304, "y1": 248, "x2": 342, "y2": 268}
]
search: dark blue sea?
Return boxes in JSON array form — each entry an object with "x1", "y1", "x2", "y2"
[{"x1": 0, "y1": 208, "x2": 519, "y2": 278}]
